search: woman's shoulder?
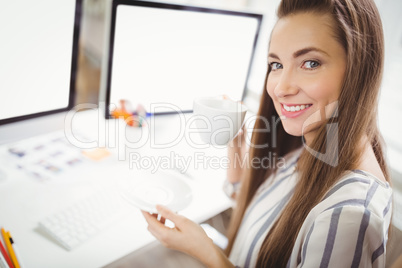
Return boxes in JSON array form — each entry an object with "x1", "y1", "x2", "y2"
[
  {"x1": 313, "y1": 169, "x2": 392, "y2": 221},
  {"x1": 293, "y1": 194, "x2": 391, "y2": 268},
  {"x1": 337, "y1": 169, "x2": 392, "y2": 199},
  {"x1": 293, "y1": 170, "x2": 393, "y2": 266}
]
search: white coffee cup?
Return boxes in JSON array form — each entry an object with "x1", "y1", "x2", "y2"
[{"x1": 193, "y1": 97, "x2": 247, "y2": 145}]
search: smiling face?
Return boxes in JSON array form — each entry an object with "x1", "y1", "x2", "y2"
[{"x1": 267, "y1": 12, "x2": 347, "y2": 144}]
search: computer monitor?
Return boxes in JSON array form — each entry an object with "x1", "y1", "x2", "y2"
[
  {"x1": 0, "y1": 0, "x2": 81, "y2": 143},
  {"x1": 101, "y1": 0, "x2": 263, "y2": 116},
  {"x1": 0, "y1": 0, "x2": 81, "y2": 124}
]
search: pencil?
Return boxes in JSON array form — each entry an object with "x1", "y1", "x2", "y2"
[
  {"x1": 0, "y1": 229, "x2": 14, "y2": 268},
  {"x1": 1, "y1": 231, "x2": 19, "y2": 268},
  {"x1": 7, "y1": 234, "x2": 24, "y2": 268}
]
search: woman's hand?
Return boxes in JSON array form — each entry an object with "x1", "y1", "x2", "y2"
[{"x1": 141, "y1": 205, "x2": 234, "y2": 268}]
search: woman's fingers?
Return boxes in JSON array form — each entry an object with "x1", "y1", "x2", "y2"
[
  {"x1": 141, "y1": 205, "x2": 187, "y2": 238},
  {"x1": 141, "y1": 209, "x2": 185, "y2": 249},
  {"x1": 141, "y1": 210, "x2": 172, "y2": 240},
  {"x1": 141, "y1": 210, "x2": 157, "y2": 224},
  {"x1": 141, "y1": 207, "x2": 177, "y2": 229},
  {"x1": 155, "y1": 205, "x2": 185, "y2": 227},
  {"x1": 141, "y1": 208, "x2": 217, "y2": 262},
  {"x1": 141, "y1": 210, "x2": 164, "y2": 228}
]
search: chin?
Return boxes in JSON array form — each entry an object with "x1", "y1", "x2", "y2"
[{"x1": 281, "y1": 123, "x2": 303, "y2": 137}]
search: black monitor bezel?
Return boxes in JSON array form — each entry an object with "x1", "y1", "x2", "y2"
[
  {"x1": 104, "y1": 0, "x2": 263, "y2": 119},
  {"x1": 0, "y1": 0, "x2": 82, "y2": 126}
]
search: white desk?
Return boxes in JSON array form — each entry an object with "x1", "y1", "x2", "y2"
[{"x1": 0, "y1": 109, "x2": 232, "y2": 268}]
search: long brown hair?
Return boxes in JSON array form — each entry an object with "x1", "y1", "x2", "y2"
[{"x1": 225, "y1": 0, "x2": 389, "y2": 266}]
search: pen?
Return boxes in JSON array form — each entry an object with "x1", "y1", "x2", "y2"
[
  {"x1": 7, "y1": 234, "x2": 23, "y2": 268},
  {"x1": 0, "y1": 229, "x2": 14, "y2": 268},
  {"x1": 1, "y1": 231, "x2": 19, "y2": 268}
]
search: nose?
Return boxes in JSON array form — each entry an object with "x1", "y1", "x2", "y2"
[{"x1": 273, "y1": 69, "x2": 300, "y2": 98}]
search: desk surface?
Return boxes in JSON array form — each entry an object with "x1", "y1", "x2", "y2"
[{"x1": 0, "y1": 110, "x2": 232, "y2": 268}]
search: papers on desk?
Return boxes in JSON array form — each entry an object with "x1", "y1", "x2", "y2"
[{"x1": 0, "y1": 131, "x2": 111, "y2": 183}]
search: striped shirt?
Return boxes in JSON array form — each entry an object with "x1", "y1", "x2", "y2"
[{"x1": 229, "y1": 149, "x2": 393, "y2": 268}]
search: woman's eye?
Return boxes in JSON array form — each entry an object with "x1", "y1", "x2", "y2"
[
  {"x1": 301, "y1": 60, "x2": 320, "y2": 70},
  {"x1": 270, "y1": 62, "x2": 283, "y2": 70}
]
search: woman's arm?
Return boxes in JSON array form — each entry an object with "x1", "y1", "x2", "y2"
[
  {"x1": 142, "y1": 205, "x2": 235, "y2": 268},
  {"x1": 226, "y1": 127, "x2": 248, "y2": 199}
]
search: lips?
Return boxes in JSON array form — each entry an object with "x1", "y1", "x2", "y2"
[{"x1": 281, "y1": 103, "x2": 312, "y2": 118}]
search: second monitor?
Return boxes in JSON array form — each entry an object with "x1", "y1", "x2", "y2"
[{"x1": 102, "y1": 0, "x2": 263, "y2": 116}]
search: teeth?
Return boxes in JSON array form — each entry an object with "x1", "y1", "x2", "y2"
[{"x1": 283, "y1": 104, "x2": 311, "y2": 112}]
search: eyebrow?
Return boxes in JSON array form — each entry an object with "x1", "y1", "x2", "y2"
[{"x1": 268, "y1": 47, "x2": 329, "y2": 60}]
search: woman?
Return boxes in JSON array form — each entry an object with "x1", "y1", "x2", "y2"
[{"x1": 142, "y1": 0, "x2": 393, "y2": 267}]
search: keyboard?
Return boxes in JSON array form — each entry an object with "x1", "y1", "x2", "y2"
[{"x1": 38, "y1": 191, "x2": 124, "y2": 250}]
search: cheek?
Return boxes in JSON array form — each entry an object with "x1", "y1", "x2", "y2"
[
  {"x1": 266, "y1": 78, "x2": 276, "y2": 99},
  {"x1": 304, "y1": 78, "x2": 341, "y2": 104}
]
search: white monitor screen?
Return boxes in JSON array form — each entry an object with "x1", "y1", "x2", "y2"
[
  {"x1": 0, "y1": 0, "x2": 79, "y2": 124},
  {"x1": 106, "y1": 1, "x2": 262, "y2": 114}
]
